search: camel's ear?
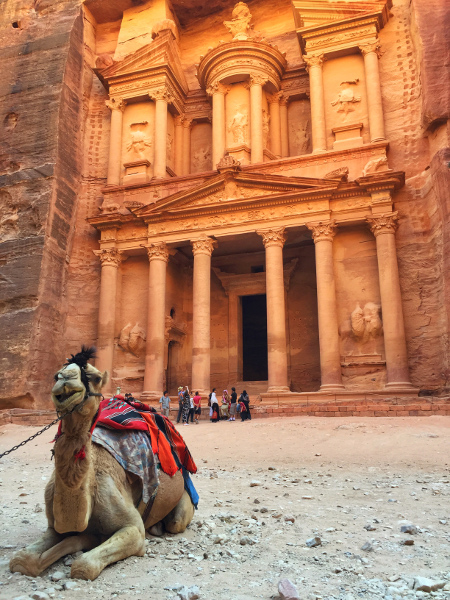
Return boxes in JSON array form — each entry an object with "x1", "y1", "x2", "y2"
[{"x1": 101, "y1": 371, "x2": 109, "y2": 387}]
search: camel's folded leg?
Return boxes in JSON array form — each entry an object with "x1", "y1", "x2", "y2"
[
  {"x1": 70, "y1": 525, "x2": 145, "y2": 581},
  {"x1": 10, "y1": 528, "x2": 98, "y2": 577},
  {"x1": 163, "y1": 490, "x2": 195, "y2": 534}
]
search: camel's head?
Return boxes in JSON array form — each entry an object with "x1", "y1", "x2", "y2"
[{"x1": 51, "y1": 346, "x2": 108, "y2": 413}]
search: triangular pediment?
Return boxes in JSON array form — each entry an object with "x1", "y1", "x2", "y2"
[
  {"x1": 133, "y1": 172, "x2": 340, "y2": 219},
  {"x1": 97, "y1": 30, "x2": 188, "y2": 93},
  {"x1": 292, "y1": 0, "x2": 391, "y2": 30}
]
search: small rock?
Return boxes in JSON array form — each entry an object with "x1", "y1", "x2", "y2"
[
  {"x1": 364, "y1": 524, "x2": 376, "y2": 531},
  {"x1": 177, "y1": 585, "x2": 200, "y2": 600},
  {"x1": 306, "y1": 537, "x2": 321, "y2": 548},
  {"x1": 284, "y1": 515, "x2": 295, "y2": 523},
  {"x1": 50, "y1": 571, "x2": 65, "y2": 582},
  {"x1": 400, "y1": 524, "x2": 419, "y2": 535},
  {"x1": 253, "y1": 498, "x2": 260, "y2": 504},
  {"x1": 361, "y1": 542, "x2": 373, "y2": 552},
  {"x1": 278, "y1": 578, "x2": 300, "y2": 600},
  {"x1": 63, "y1": 582, "x2": 79, "y2": 590},
  {"x1": 268, "y1": 466, "x2": 276, "y2": 470},
  {"x1": 250, "y1": 481, "x2": 261, "y2": 487},
  {"x1": 439, "y1": 519, "x2": 447, "y2": 525},
  {"x1": 31, "y1": 594, "x2": 51, "y2": 600},
  {"x1": 402, "y1": 539, "x2": 414, "y2": 546},
  {"x1": 414, "y1": 577, "x2": 446, "y2": 592},
  {"x1": 260, "y1": 507, "x2": 268, "y2": 513},
  {"x1": 240, "y1": 536, "x2": 255, "y2": 546}
]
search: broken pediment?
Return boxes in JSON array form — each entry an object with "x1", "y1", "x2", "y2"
[
  {"x1": 96, "y1": 28, "x2": 188, "y2": 95},
  {"x1": 292, "y1": 0, "x2": 392, "y2": 30},
  {"x1": 132, "y1": 172, "x2": 340, "y2": 218}
]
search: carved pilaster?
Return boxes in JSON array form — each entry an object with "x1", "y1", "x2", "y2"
[
  {"x1": 307, "y1": 220, "x2": 338, "y2": 243},
  {"x1": 146, "y1": 242, "x2": 169, "y2": 262},
  {"x1": 94, "y1": 248, "x2": 123, "y2": 267},
  {"x1": 191, "y1": 235, "x2": 217, "y2": 256},
  {"x1": 359, "y1": 41, "x2": 382, "y2": 58},
  {"x1": 105, "y1": 97, "x2": 125, "y2": 112},
  {"x1": 206, "y1": 81, "x2": 231, "y2": 96},
  {"x1": 304, "y1": 54, "x2": 325, "y2": 71},
  {"x1": 367, "y1": 212, "x2": 398, "y2": 237},
  {"x1": 257, "y1": 227, "x2": 286, "y2": 248}
]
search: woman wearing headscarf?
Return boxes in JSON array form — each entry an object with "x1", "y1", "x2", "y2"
[
  {"x1": 182, "y1": 387, "x2": 191, "y2": 425},
  {"x1": 239, "y1": 389, "x2": 251, "y2": 421},
  {"x1": 220, "y1": 389, "x2": 229, "y2": 420},
  {"x1": 210, "y1": 388, "x2": 220, "y2": 423}
]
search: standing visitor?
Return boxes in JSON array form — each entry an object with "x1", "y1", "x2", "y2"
[
  {"x1": 193, "y1": 391, "x2": 202, "y2": 424},
  {"x1": 239, "y1": 389, "x2": 251, "y2": 421},
  {"x1": 209, "y1": 388, "x2": 217, "y2": 421},
  {"x1": 189, "y1": 393, "x2": 195, "y2": 423},
  {"x1": 211, "y1": 390, "x2": 220, "y2": 423},
  {"x1": 220, "y1": 389, "x2": 229, "y2": 420},
  {"x1": 176, "y1": 386, "x2": 184, "y2": 423},
  {"x1": 229, "y1": 386, "x2": 237, "y2": 421},
  {"x1": 159, "y1": 390, "x2": 170, "y2": 418},
  {"x1": 182, "y1": 388, "x2": 191, "y2": 425}
]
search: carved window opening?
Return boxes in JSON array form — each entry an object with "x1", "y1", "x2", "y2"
[
  {"x1": 170, "y1": 307, "x2": 176, "y2": 318},
  {"x1": 251, "y1": 265, "x2": 264, "y2": 273},
  {"x1": 12, "y1": 21, "x2": 21, "y2": 29}
]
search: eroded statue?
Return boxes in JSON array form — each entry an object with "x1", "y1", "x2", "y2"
[
  {"x1": 228, "y1": 108, "x2": 248, "y2": 145},
  {"x1": 331, "y1": 80, "x2": 361, "y2": 120},
  {"x1": 126, "y1": 123, "x2": 151, "y2": 159},
  {"x1": 351, "y1": 302, "x2": 383, "y2": 343},
  {"x1": 10, "y1": 347, "x2": 197, "y2": 580},
  {"x1": 118, "y1": 322, "x2": 146, "y2": 357},
  {"x1": 224, "y1": 2, "x2": 253, "y2": 40}
]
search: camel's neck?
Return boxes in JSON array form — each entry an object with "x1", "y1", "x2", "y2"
[{"x1": 52, "y1": 405, "x2": 98, "y2": 533}]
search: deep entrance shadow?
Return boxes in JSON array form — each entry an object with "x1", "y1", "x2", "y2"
[{"x1": 242, "y1": 294, "x2": 268, "y2": 381}]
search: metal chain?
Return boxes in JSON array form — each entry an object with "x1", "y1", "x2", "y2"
[{"x1": 0, "y1": 393, "x2": 101, "y2": 461}]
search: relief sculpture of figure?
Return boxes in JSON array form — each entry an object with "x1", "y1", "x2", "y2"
[
  {"x1": 351, "y1": 302, "x2": 383, "y2": 344},
  {"x1": 224, "y1": 2, "x2": 253, "y2": 40},
  {"x1": 228, "y1": 109, "x2": 248, "y2": 145},
  {"x1": 192, "y1": 147, "x2": 211, "y2": 172},
  {"x1": 262, "y1": 109, "x2": 270, "y2": 149},
  {"x1": 126, "y1": 123, "x2": 151, "y2": 159},
  {"x1": 331, "y1": 80, "x2": 361, "y2": 120}
]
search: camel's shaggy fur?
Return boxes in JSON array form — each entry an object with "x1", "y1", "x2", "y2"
[{"x1": 10, "y1": 355, "x2": 195, "y2": 580}]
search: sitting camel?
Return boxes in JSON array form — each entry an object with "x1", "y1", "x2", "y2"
[{"x1": 10, "y1": 347, "x2": 195, "y2": 581}]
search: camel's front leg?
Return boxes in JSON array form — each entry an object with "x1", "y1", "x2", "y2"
[
  {"x1": 70, "y1": 525, "x2": 145, "y2": 581},
  {"x1": 10, "y1": 528, "x2": 97, "y2": 577}
]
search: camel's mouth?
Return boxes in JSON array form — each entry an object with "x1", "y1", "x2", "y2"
[
  {"x1": 53, "y1": 390, "x2": 80, "y2": 404},
  {"x1": 51, "y1": 389, "x2": 85, "y2": 411}
]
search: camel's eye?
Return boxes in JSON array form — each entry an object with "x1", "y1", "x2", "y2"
[
  {"x1": 89, "y1": 375, "x2": 102, "y2": 385},
  {"x1": 54, "y1": 374, "x2": 58, "y2": 382}
]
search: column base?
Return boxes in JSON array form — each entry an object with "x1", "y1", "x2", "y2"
[
  {"x1": 267, "y1": 386, "x2": 291, "y2": 393},
  {"x1": 384, "y1": 382, "x2": 417, "y2": 392},
  {"x1": 312, "y1": 148, "x2": 327, "y2": 154},
  {"x1": 140, "y1": 391, "x2": 161, "y2": 402},
  {"x1": 370, "y1": 136, "x2": 387, "y2": 143},
  {"x1": 319, "y1": 383, "x2": 345, "y2": 392}
]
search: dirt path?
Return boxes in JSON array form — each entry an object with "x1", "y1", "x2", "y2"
[{"x1": 1, "y1": 415, "x2": 449, "y2": 600}]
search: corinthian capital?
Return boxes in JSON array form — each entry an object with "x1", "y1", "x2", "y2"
[
  {"x1": 105, "y1": 97, "x2": 125, "y2": 112},
  {"x1": 191, "y1": 235, "x2": 217, "y2": 256},
  {"x1": 257, "y1": 227, "x2": 286, "y2": 248},
  {"x1": 94, "y1": 248, "x2": 123, "y2": 267},
  {"x1": 303, "y1": 54, "x2": 324, "y2": 71},
  {"x1": 150, "y1": 88, "x2": 174, "y2": 103},
  {"x1": 249, "y1": 73, "x2": 268, "y2": 87},
  {"x1": 307, "y1": 220, "x2": 338, "y2": 243},
  {"x1": 206, "y1": 81, "x2": 231, "y2": 96},
  {"x1": 359, "y1": 41, "x2": 381, "y2": 57},
  {"x1": 146, "y1": 242, "x2": 169, "y2": 262},
  {"x1": 266, "y1": 91, "x2": 283, "y2": 104},
  {"x1": 367, "y1": 212, "x2": 398, "y2": 237}
]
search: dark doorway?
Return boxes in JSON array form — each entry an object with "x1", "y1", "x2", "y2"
[{"x1": 242, "y1": 294, "x2": 268, "y2": 381}]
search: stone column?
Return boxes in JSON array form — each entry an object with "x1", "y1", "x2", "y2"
[
  {"x1": 304, "y1": 55, "x2": 327, "y2": 153},
  {"x1": 257, "y1": 227, "x2": 289, "y2": 392},
  {"x1": 360, "y1": 42, "x2": 386, "y2": 142},
  {"x1": 191, "y1": 235, "x2": 217, "y2": 395},
  {"x1": 174, "y1": 115, "x2": 183, "y2": 176},
  {"x1": 249, "y1": 74, "x2": 267, "y2": 164},
  {"x1": 307, "y1": 221, "x2": 344, "y2": 391},
  {"x1": 267, "y1": 92, "x2": 282, "y2": 158},
  {"x1": 105, "y1": 98, "x2": 125, "y2": 186},
  {"x1": 207, "y1": 82, "x2": 229, "y2": 170},
  {"x1": 93, "y1": 247, "x2": 123, "y2": 391},
  {"x1": 367, "y1": 213, "x2": 413, "y2": 388},
  {"x1": 151, "y1": 88, "x2": 173, "y2": 179},
  {"x1": 182, "y1": 117, "x2": 193, "y2": 176},
  {"x1": 279, "y1": 94, "x2": 290, "y2": 158},
  {"x1": 142, "y1": 242, "x2": 169, "y2": 400}
]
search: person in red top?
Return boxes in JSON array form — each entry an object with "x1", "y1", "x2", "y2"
[{"x1": 193, "y1": 391, "x2": 202, "y2": 424}]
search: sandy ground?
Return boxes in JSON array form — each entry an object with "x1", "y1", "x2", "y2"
[{"x1": 0, "y1": 415, "x2": 450, "y2": 600}]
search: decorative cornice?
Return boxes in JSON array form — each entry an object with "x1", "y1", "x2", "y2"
[
  {"x1": 93, "y1": 248, "x2": 123, "y2": 267},
  {"x1": 367, "y1": 212, "x2": 398, "y2": 237},
  {"x1": 191, "y1": 235, "x2": 217, "y2": 256},
  {"x1": 307, "y1": 220, "x2": 338, "y2": 243},
  {"x1": 105, "y1": 97, "x2": 125, "y2": 112},
  {"x1": 257, "y1": 226, "x2": 286, "y2": 248},
  {"x1": 146, "y1": 241, "x2": 169, "y2": 262},
  {"x1": 359, "y1": 40, "x2": 381, "y2": 57},
  {"x1": 303, "y1": 54, "x2": 324, "y2": 71}
]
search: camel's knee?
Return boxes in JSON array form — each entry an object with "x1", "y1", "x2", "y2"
[{"x1": 163, "y1": 491, "x2": 195, "y2": 534}]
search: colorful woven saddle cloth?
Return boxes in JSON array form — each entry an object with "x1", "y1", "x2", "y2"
[{"x1": 90, "y1": 398, "x2": 199, "y2": 518}]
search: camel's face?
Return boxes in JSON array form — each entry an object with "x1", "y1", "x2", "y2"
[{"x1": 51, "y1": 363, "x2": 107, "y2": 413}]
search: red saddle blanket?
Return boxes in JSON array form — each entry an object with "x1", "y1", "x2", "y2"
[{"x1": 56, "y1": 398, "x2": 197, "y2": 478}]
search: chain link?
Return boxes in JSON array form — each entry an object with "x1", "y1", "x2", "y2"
[{"x1": 0, "y1": 393, "x2": 101, "y2": 461}]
